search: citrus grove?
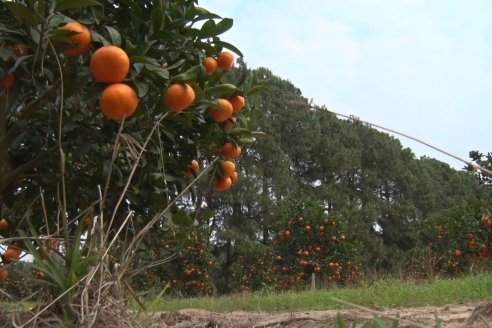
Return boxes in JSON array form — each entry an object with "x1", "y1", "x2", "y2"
[{"x1": 0, "y1": 0, "x2": 266, "y2": 324}]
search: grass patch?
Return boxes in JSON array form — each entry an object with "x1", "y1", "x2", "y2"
[{"x1": 150, "y1": 272, "x2": 492, "y2": 312}]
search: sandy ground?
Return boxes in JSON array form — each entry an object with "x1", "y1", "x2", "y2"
[{"x1": 152, "y1": 300, "x2": 492, "y2": 328}]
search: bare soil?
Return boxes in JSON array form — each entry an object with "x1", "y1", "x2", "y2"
[{"x1": 152, "y1": 300, "x2": 492, "y2": 328}]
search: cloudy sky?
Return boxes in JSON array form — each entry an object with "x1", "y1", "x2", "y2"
[{"x1": 200, "y1": 0, "x2": 492, "y2": 169}]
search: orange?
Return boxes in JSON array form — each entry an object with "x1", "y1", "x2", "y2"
[
  {"x1": 0, "y1": 218, "x2": 8, "y2": 232},
  {"x1": 11, "y1": 44, "x2": 29, "y2": 57},
  {"x1": 224, "y1": 116, "x2": 236, "y2": 131},
  {"x1": 229, "y1": 95, "x2": 245, "y2": 113},
  {"x1": 455, "y1": 249, "x2": 462, "y2": 257},
  {"x1": 0, "y1": 267, "x2": 7, "y2": 282},
  {"x1": 59, "y1": 22, "x2": 91, "y2": 56},
  {"x1": 185, "y1": 160, "x2": 199, "y2": 177},
  {"x1": 164, "y1": 83, "x2": 195, "y2": 112},
  {"x1": 90, "y1": 46, "x2": 130, "y2": 83},
  {"x1": 221, "y1": 142, "x2": 241, "y2": 159},
  {"x1": 1, "y1": 73, "x2": 15, "y2": 88},
  {"x1": 214, "y1": 177, "x2": 232, "y2": 192},
  {"x1": 3, "y1": 245, "x2": 22, "y2": 262},
  {"x1": 99, "y1": 83, "x2": 138, "y2": 120},
  {"x1": 203, "y1": 56, "x2": 218, "y2": 75},
  {"x1": 230, "y1": 171, "x2": 238, "y2": 183},
  {"x1": 210, "y1": 99, "x2": 233, "y2": 122},
  {"x1": 221, "y1": 160, "x2": 235, "y2": 178},
  {"x1": 217, "y1": 51, "x2": 234, "y2": 70}
]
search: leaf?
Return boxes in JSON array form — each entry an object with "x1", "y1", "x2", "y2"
[
  {"x1": 216, "y1": 18, "x2": 233, "y2": 35},
  {"x1": 216, "y1": 40, "x2": 243, "y2": 57},
  {"x1": 238, "y1": 137, "x2": 256, "y2": 145},
  {"x1": 228, "y1": 128, "x2": 252, "y2": 137},
  {"x1": 205, "y1": 83, "x2": 237, "y2": 96},
  {"x1": 55, "y1": 0, "x2": 100, "y2": 11},
  {"x1": 203, "y1": 208, "x2": 214, "y2": 220},
  {"x1": 171, "y1": 65, "x2": 201, "y2": 83},
  {"x1": 251, "y1": 131, "x2": 268, "y2": 137},
  {"x1": 336, "y1": 313, "x2": 347, "y2": 328},
  {"x1": 5, "y1": 2, "x2": 39, "y2": 25},
  {"x1": 104, "y1": 25, "x2": 121, "y2": 47},
  {"x1": 118, "y1": 0, "x2": 144, "y2": 18},
  {"x1": 199, "y1": 19, "x2": 217, "y2": 38}
]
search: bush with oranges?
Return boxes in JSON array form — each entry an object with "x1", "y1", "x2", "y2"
[
  {"x1": 270, "y1": 198, "x2": 363, "y2": 290},
  {"x1": 0, "y1": 0, "x2": 266, "y2": 323},
  {"x1": 416, "y1": 205, "x2": 492, "y2": 277}
]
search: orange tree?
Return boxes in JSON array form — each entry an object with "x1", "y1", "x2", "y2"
[
  {"x1": 270, "y1": 196, "x2": 363, "y2": 290},
  {"x1": 0, "y1": 0, "x2": 264, "y2": 324}
]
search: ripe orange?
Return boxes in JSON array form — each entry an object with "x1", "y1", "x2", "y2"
[
  {"x1": 304, "y1": 225, "x2": 312, "y2": 232},
  {"x1": 217, "y1": 51, "x2": 234, "y2": 70},
  {"x1": 210, "y1": 99, "x2": 233, "y2": 122},
  {"x1": 455, "y1": 249, "x2": 462, "y2": 257},
  {"x1": 90, "y1": 45, "x2": 130, "y2": 83},
  {"x1": 229, "y1": 95, "x2": 245, "y2": 113},
  {"x1": 223, "y1": 116, "x2": 237, "y2": 131},
  {"x1": 185, "y1": 160, "x2": 199, "y2": 177},
  {"x1": 0, "y1": 218, "x2": 8, "y2": 232},
  {"x1": 99, "y1": 83, "x2": 138, "y2": 120},
  {"x1": 221, "y1": 160, "x2": 236, "y2": 178},
  {"x1": 59, "y1": 22, "x2": 91, "y2": 56},
  {"x1": 0, "y1": 267, "x2": 7, "y2": 282},
  {"x1": 11, "y1": 44, "x2": 29, "y2": 57},
  {"x1": 221, "y1": 142, "x2": 241, "y2": 159},
  {"x1": 3, "y1": 245, "x2": 22, "y2": 262},
  {"x1": 164, "y1": 83, "x2": 195, "y2": 112},
  {"x1": 1, "y1": 73, "x2": 15, "y2": 88},
  {"x1": 203, "y1": 56, "x2": 218, "y2": 75},
  {"x1": 230, "y1": 171, "x2": 238, "y2": 183},
  {"x1": 214, "y1": 177, "x2": 232, "y2": 192}
]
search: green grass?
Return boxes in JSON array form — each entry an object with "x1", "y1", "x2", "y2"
[{"x1": 150, "y1": 272, "x2": 492, "y2": 312}]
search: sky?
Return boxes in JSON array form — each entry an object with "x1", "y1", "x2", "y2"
[{"x1": 200, "y1": 0, "x2": 492, "y2": 170}]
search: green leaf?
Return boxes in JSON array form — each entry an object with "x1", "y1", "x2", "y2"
[
  {"x1": 199, "y1": 19, "x2": 217, "y2": 38},
  {"x1": 216, "y1": 40, "x2": 243, "y2": 57},
  {"x1": 171, "y1": 65, "x2": 201, "y2": 83},
  {"x1": 152, "y1": 6, "x2": 164, "y2": 32},
  {"x1": 216, "y1": 18, "x2": 233, "y2": 35},
  {"x1": 173, "y1": 210, "x2": 193, "y2": 227},
  {"x1": 104, "y1": 25, "x2": 122, "y2": 47},
  {"x1": 336, "y1": 313, "x2": 347, "y2": 328},
  {"x1": 118, "y1": 0, "x2": 144, "y2": 18},
  {"x1": 238, "y1": 137, "x2": 256, "y2": 145},
  {"x1": 228, "y1": 128, "x2": 252, "y2": 137},
  {"x1": 251, "y1": 131, "x2": 268, "y2": 137},
  {"x1": 203, "y1": 208, "x2": 214, "y2": 220},
  {"x1": 5, "y1": 2, "x2": 39, "y2": 25},
  {"x1": 205, "y1": 83, "x2": 237, "y2": 96},
  {"x1": 55, "y1": 0, "x2": 100, "y2": 11}
]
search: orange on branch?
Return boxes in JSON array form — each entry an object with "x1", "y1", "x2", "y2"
[
  {"x1": 99, "y1": 83, "x2": 138, "y2": 120},
  {"x1": 0, "y1": 219, "x2": 8, "y2": 232},
  {"x1": 229, "y1": 95, "x2": 245, "y2": 113},
  {"x1": 164, "y1": 83, "x2": 195, "y2": 112},
  {"x1": 185, "y1": 160, "x2": 199, "y2": 177},
  {"x1": 11, "y1": 44, "x2": 29, "y2": 57},
  {"x1": 0, "y1": 267, "x2": 7, "y2": 282},
  {"x1": 221, "y1": 142, "x2": 241, "y2": 159},
  {"x1": 90, "y1": 46, "x2": 130, "y2": 83},
  {"x1": 214, "y1": 177, "x2": 232, "y2": 192},
  {"x1": 217, "y1": 51, "x2": 235, "y2": 70},
  {"x1": 203, "y1": 56, "x2": 218, "y2": 75},
  {"x1": 3, "y1": 245, "x2": 22, "y2": 262},
  {"x1": 1, "y1": 73, "x2": 15, "y2": 88},
  {"x1": 221, "y1": 160, "x2": 236, "y2": 178},
  {"x1": 59, "y1": 21, "x2": 91, "y2": 56},
  {"x1": 230, "y1": 171, "x2": 238, "y2": 183},
  {"x1": 210, "y1": 99, "x2": 233, "y2": 122}
]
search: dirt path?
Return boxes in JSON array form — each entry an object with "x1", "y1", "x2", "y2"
[{"x1": 153, "y1": 300, "x2": 492, "y2": 327}]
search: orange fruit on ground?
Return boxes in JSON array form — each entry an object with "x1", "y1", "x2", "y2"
[
  {"x1": 0, "y1": 267, "x2": 7, "y2": 282},
  {"x1": 0, "y1": 218, "x2": 8, "y2": 232},
  {"x1": 11, "y1": 44, "x2": 29, "y2": 57},
  {"x1": 164, "y1": 83, "x2": 195, "y2": 112},
  {"x1": 99, "y1": 83, "x2": 138, "y2": 120},
  {"x1": 230, "y1": 171, "x2": 238, "y2": 183},
  {"x1": 229, "y1": 95, "x2": 245, "y2": 113},
  {"x1": 3, "y1": 245, "x2": 22, "y2": 262},
  {"x1": 214, "y1": 177, "x2": 232, "y2": 192},
  {"x1": 221, "y1": 160, "x2": 236, "y2": 178},
  {"x1": 59, "y1": 22, "x2": 91, "y2": 56},
  {"x1": 217, "y1": 51, "x2": 234, "y2": 70},
  {"x1": 221, "y1": 142, "x2": 241, "y2": 159},
  {"x1": 185, "y1": 160, "x2": 199, "y2": 177},
  {"x1": 203, "y1": 56, "x2": 218, "y2": 75},
  {"x1": 210, "y1": 99, "x2": 233, "y2": 122},
  {"x1": 90, "y1": 45, "x2": 130, "y2": 83}
]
